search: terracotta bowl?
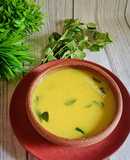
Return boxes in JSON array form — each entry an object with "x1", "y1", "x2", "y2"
[{"x1": 26, "y1": 59, "x2": 123, "y2": 147}]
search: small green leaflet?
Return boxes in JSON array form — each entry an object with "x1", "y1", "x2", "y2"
[
  {"x1": 87, "y1": 22, "x2": 96, "y2": 29},
  {"x1": 85, "y1": 101, "x2": 104, "y2": 108},
  {"x1": 85, "y1": 104, "x2": 93, "y2": 108},
  {"x1": 36, "y1": 96, "x2": 39, "y2": 101},
  {"x1": 38, "y1": 111, "x2": 49, "y2": 122},
  {"x1": 93, "y1": 100, "x2": 105, "y2": 107},
  {"x1": 33, "y1": 96, "x2": 39, "y2": 104},
  {"x1": 99, "y1": 87, "x2": 106, "y2": 94},
  {"x1": 75, "y1": 127, "x2": 85, "y2": 135},
  {"x1": 64, "y1": 98, "x2": 77, "y2": 106},
  {"x1": 92, "y1": 76, "x2": 102, "y2": 83}
]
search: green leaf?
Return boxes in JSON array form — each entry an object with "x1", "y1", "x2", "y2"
[
  {"x1": 39, "y1": 111, "x2": 49, "y2": 122},
  {"x1": 51, "y1": 32, "x2": 61, "y2": 41},
  {"x1": 92, "y1": 76, "x2": 102, "y2": 83},
  {"x1": 47, "y1": 54, "x2": 57, "y2": 62},
  {"x1": 34, "y1": 96, "x2": 39, "y2": 103},
  {"x1": 75, "y1": 127, "x2": 85, "y2": 134},
  {"x1": 44, "y1": 48, "x2": 54, "y2": 56},
  {"x1": 62, "y1": 50, "x2": 71, "y2": 58},
  {"x1": 84, "y1": 104, "x2": 93, "y2": 108},
  {"x1": 78, "y1": 36, "x2": 88, "y2": 50},
  {"x1": 64, "y1": 98, "x2": 77, "y2": 106},
  {"x1": 93, "y1": 100, "x2": 105, "y2": 107},
  {"x1": 99, "y1": 87, "x2": 106, "y2": 94},
  {"x1": 48, "y1": 32, "x2": 61, "y2": 48},
  {"x1": 87, "y1": 22, "x2": 96, "y2": 29},
  {"x1": 89, "y1": 44, "x2": 100, "y2": 51},
  {"x1": 66, "y1": 40, "x2": 78, "y2": 51},
  {"x1": 64, "y1": 19, "x2": 81, "y2": 30},
  {"x1": 71, "y1": 50, "x2": 86, "y2": 59}
]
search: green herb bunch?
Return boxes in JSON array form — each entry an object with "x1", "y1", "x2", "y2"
[
  {"x1": 0, "y1": 0, "x2": 44, "y2": 36},
  {"x1": 0, "y1": 32, "x2": 33, "y2": 80},
  {"x1": 43, "y1": 19, "x2": 112, "y2": 63},
  {"x1": 0, "y1": 0, "x2": 44, "y2": 80}
]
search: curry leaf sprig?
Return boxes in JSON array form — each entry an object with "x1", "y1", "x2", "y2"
[{"x1": 43, "y1": 19, "x2": 112, "y2": 63}]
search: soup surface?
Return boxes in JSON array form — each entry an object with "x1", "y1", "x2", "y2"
[{"x1": 31, "y1": 67, "x2": 116, "y2": 139}]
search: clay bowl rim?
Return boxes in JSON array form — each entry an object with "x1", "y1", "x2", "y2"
[{"x1": 26, "y1": 59, "x2": 123, "y2": 147}]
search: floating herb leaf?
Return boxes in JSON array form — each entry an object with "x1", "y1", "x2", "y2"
[
  {"x1": 36, "y1": 96, "x2": 39, "y2": 101},
  {"x1": 84, "y1": 104, "x2": 93, "y2": 108},
  {"x1": 38, "y1": 111, "x2": 49, "y2": 122},
  {"x1": 64, "y1": 98, "x2": 77, "y2": 106},
  {"x1": 99, "y1": 87, "x2": 106, "y2": 94},
  {"x1": 100, "y1": 102, "x2": 105, "y2": 107},
  {"x1": 85, "y1": 101, "x2": 104, "y2": 108},
  {"x1": 92, "y1": 77, "x2": 101, "y2": 83},
  {"x1": 93, "y1": 100, "x2": 104, "y2": 107},
  {"x1": 33, "y1": 96, "x2": 39, "y2": 104},
  {"x1": 75, "y1": 127, "x2": 85, "y2": 135}
]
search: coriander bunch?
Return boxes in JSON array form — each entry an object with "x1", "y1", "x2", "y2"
[
  {"x1": 0, "y1": 0, "x2": 45, "y2": 80},
  {"x1": 0, "y1": 0, "x2": 44, "y2": 36}
]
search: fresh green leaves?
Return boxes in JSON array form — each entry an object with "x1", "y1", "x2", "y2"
[
  {"x1": 0, "y1": 33, "x2": 33, "y2": 80},
  {"x1": 75, "y1": 127, "x2": 85, "y2": 135},
  {"x1": 0, "y1": 0, "x2": 45, "y2": 80},
  {"x1": 38, "y1": 111, "x2": 49, "y2": 122},
  {"x1": 64, "y1": 98, "x2": 77, "y2": 106},
  {"x1": 43, "y1": 19, "x2": 112, "y2": 63},
  {"x1": 0, "y1": 0, "x2": 44, "y2": 37}
]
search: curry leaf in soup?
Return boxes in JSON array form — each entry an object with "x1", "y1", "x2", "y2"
[
  {"x1": 75, "y1": 127, "x2": 85, "y2": 135},
  {"x1": 84, "y1": 104, "x2": 93, "y2": 108},
  {"x1": 99, "y1": 87, "x2": 106, "y2": 94},
  {"x1": 64, "y1": 98, "x2": 77, "y2": 106},
  {"x1": 93, "y1": 100, "x2": 104, "y2": 107},
  {"x1": 92, "y1": 76, "x2": 101, "y2": 83},
  {"x1": 33, "y1": 96, "x2": 39, "y2": 104},
  {"x1": 36, "y1": 96, "x2": 39, "y2": 101},
  {"x1": 100, "y1": 102, "x2": 105, "y2": 107},
  {"x1": 39, "y1": 112, "x2": 49, "y2": 122}
]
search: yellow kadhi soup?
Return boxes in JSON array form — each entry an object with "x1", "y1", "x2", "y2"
[{"x1": 31, "y1": 67, "x2": 116, "y2": 139}]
